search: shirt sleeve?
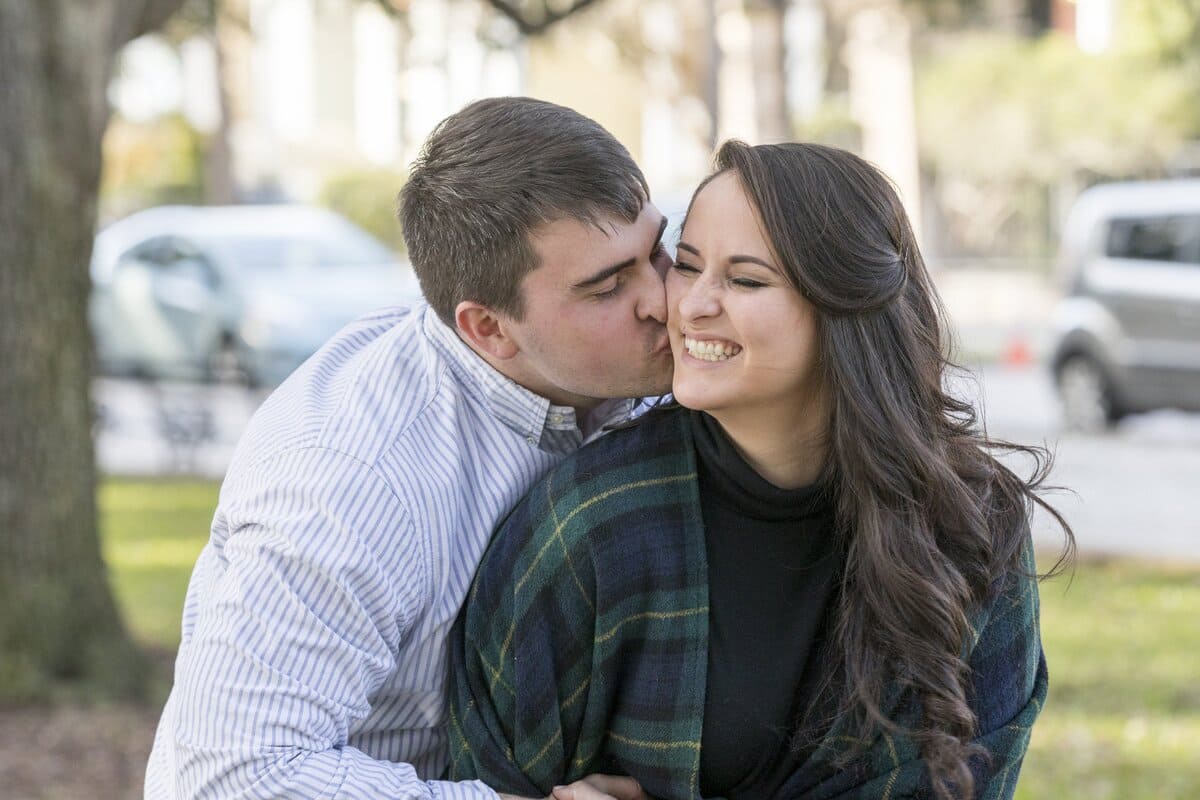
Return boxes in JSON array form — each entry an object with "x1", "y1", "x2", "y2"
[{"x1": 154, "y1": 446, "x2": 501, "y2": 800}]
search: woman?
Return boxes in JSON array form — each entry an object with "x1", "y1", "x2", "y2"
[{"x1": 447, "y1": 142, "x2": 1072, "y2": 800}]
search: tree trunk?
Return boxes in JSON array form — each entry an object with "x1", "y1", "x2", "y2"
[
  {"x1": 205, "y1": 17, "x2": 239, "y2": 204},
  {"x1": 841, "y1": 0, "x2": 922, "y2": 239},
  {"x1": 748, "y1": 0, "x2": 792, "y2": 143},
  {"x1": 0, "y1": 0, "x2": 186, "y2": 701},
  {"x1": 702, "y1": 0, "x2": 721, "y2": 151},
  {"x1": 203, "y1": 0, "x2": 255, "y2": 204}
]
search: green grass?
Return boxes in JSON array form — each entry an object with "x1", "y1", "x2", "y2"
[
  {"x1": 1016, "y1": 556, "x2": 1200, "y2": 798},
  {"x1": 100, "y1": 478, "x2": 219, "y2": 650},
  {"x1": 98, "y1": 479, "x2": 1200, "y2": 797}
]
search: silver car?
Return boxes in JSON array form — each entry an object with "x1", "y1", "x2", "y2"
[
  {"x1": 1050, "y1": 180, "x2": 1200, "y2": 430},
  {"x1": 90, "y1": 205, "x2": 424, "y2": 387}
]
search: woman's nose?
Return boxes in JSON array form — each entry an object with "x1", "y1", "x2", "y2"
[{"x1": 677, "y1": 276, "x2": 721, "y2": 322}]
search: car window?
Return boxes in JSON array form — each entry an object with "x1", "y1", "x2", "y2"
[
  {"x1": 163, "y1": 238, "x2": 221, "y2": 289},
  {"x1": 202, "y1": 226, "x2": 394, "y2": 271},
  {"x1": 1105, "y1": 215, "x2": 1200, "y2": 265},
  {"x1": 114, "y1": 237, "x2": 171, "y2": 270}
]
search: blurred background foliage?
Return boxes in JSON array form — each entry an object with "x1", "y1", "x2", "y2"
[
  {"x1": 101, "y1": 114, "x2": 208, "y2": 219},
  {"x1": 912, "y1": 0, "x2": 1200, "y2": 259},
  {"x1": 94, "y1": 0, "x2": 1200, "y2": 266},
  {"x1": 318, "y1": 167, "x2": 409, "y2": 254},
  {"x1": 917, "y1": 34, "x2": 1198, "y2": 184}
]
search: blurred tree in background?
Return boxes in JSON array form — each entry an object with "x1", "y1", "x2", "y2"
[
  {"x1": 101, "y1": 113, "x2": 207, "y2": 222},
  {"x1": 916, "y1": 0, "x2": 1200, "y2": 259},
  {"x1": 0, "y1": 0, "x2": 188, "y2": 702},
  {"x1": 1123, "y1": 0, "x2": 1200, "y2": 68},
  {"x1": 0, "y1": 0, "x2": 609, "y2": 705}
]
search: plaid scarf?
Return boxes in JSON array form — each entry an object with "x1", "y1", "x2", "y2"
[{"x1": 447, "y1": 408, "x2": 1046, "y2": 799}]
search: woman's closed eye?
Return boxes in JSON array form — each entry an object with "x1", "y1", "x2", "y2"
[{"x1": 674, "y1": 260, "x2": 768, "y2": 290}]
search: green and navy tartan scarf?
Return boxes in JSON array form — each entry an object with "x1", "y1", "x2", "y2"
[{"x1": 447, "y1": 407, "x2": 1046, "y2": 799}]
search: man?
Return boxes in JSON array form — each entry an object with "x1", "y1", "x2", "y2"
[{"x1": 144, "y1": 97, "x2": 673, "y2": 800}]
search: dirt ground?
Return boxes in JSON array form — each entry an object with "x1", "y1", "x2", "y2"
[{"x1": 0, "y1": 704, "x2": 160, "y2": 800}]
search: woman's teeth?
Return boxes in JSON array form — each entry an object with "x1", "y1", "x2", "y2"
[{"x1": 684, "y1": 337, "x2": 742, "y2": 362}]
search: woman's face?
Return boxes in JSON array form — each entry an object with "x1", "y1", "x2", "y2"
[{"x1": 667, "y1": 171, "x2": 823, "y2": 419}]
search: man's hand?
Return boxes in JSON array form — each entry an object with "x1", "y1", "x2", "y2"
[{"x1": 497, "y1": 774, "x2": 649, "y2": 800}]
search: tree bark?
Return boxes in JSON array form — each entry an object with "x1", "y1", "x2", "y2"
[
  {"x1": 0, "y1": 0, "x2": 186, "y2": 701},
  {"x1": 748, "y1": 0, "x2": 792, "y2": 143},
  {"x1": 205, "y1": 1, "x2": 242, "y2": 204}
]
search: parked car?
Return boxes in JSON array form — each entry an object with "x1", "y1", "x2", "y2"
[
  {"x1": 90, "y1": 205, "x2": 424, "y2": 387},
  {"x1": 1049, "y1": 179, "x2": 1200, "y2": 431}
]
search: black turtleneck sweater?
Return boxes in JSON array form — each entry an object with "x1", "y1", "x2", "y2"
[{"x1": 691, "y1": 411, "x2": 841, "y2": 799}]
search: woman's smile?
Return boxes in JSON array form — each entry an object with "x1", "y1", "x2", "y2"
[
  {"x1": 681, "y1": 336, "x2": 743, "y2": 362},
  {"x1": 667, "y1": 171, "x2": 821, "y2": 417}
]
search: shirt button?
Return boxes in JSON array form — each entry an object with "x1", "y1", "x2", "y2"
[{"x1": 527, "y1": 436, "x2": 536, "y2": 445}]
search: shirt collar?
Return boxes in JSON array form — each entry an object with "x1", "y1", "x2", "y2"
[{"x1": 422, "y1": 305, "x2": 635, "y2": 451}]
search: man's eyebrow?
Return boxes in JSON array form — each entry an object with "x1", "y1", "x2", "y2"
[
  {"x1": 571, "y1": 215, "x2": 669, "y2": 290},
  {"x1": 572, "y1": 257, "x2": 635, "y2": 290}
]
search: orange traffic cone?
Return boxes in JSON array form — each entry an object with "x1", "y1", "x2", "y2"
[{"x1": 1001, "y1": 334, "x2": 1034, "y2": 367}]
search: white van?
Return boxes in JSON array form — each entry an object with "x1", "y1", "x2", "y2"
[{"x1": 1050, "y1": 179, "x2": 1200, "y2": 430}]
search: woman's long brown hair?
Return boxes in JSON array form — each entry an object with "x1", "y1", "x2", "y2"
[{"x1": 701, "y1": 141, "x2": 1074, "y2": 799}]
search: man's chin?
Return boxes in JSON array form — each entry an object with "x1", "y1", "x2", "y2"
[
  {"x1": 650, "y1": 378, "x2": 674, "y2": 398},
  {"x1": 631, "y1": 375, "x2": 673, "y2": 400},
  {"x1": 574, "y1": 364, "x2": 672, "y2": 405},
  {"x1": 622, "y1": 359, "x2": 672, "y2": 399}
]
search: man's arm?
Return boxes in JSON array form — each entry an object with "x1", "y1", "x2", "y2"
[{"x1": 151, "y1": 447, "x2": 497, "y2": 800}]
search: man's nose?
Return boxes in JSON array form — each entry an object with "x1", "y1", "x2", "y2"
[{"x1": 637, "y1": 266, "x2": 668, "y2": 324}]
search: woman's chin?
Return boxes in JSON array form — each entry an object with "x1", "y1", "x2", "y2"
[{"x1": 670, "y1": 383, "x2": 725, "y2": 414}]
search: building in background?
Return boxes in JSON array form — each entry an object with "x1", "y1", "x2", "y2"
[
  {"x1": 105, "y1": 0, "x2": 1161, "y2": 261},
  {"x1": 107, "y1": 0, "x2": 838, "y2": 214}
]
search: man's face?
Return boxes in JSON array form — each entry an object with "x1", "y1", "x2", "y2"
[{"x1": 500, "y1": 203, "x2": 674, "y2": 411}]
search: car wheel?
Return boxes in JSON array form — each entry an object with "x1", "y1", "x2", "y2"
[
  {"x1": 208, "y1": 335, "x2": 253, "y2": 387},
  {"x1": 1056, "y1": 355, "x2": 1119, "y2": 433}
]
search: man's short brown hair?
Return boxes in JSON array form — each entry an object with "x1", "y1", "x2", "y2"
[{"x1": 399, "y1": 97, "x2": 649, "y2": 327}]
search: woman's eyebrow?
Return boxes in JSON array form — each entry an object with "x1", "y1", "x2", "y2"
[
  {"x1": 678, "y1": 242, "x2": 779, "y2": 274},
  {"x1": 730, "y1": 255, "x2": 778, "y2": 272}
]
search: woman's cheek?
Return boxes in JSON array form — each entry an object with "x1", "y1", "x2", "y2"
[{"x1": 665, "y1": 271, "x2": 687, "y2": 311}]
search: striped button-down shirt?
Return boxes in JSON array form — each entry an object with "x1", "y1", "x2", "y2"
[{"x1": 145, "y1": 303, "x2": 634, "y2": 800}]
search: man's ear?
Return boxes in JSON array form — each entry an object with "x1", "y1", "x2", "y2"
[{"x1": 455, "y1": 301, "x2": 520, "y2": 360}]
